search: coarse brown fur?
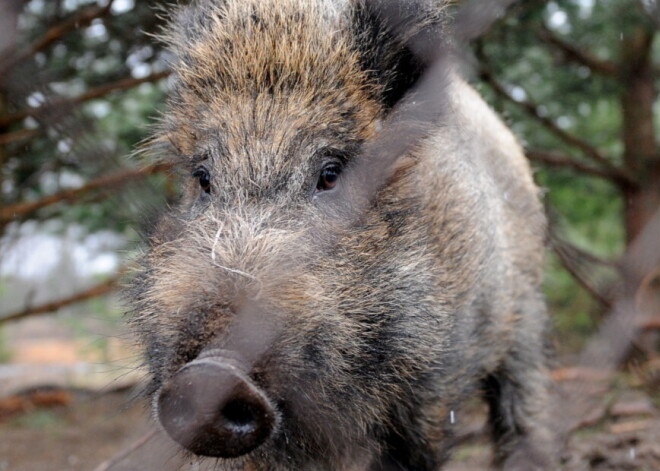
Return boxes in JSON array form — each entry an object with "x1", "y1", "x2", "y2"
[{"x1": 127, "y1": 0, "x2": 556, "y2": 469}]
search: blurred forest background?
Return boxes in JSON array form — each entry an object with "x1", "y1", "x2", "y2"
[{"x1": 0, "y1": 0, "x2": 659, "y2": 469}]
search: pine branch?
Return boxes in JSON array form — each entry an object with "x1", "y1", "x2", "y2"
[
  {"x1": 0, "y1": 70, "x2": 170, "y2": 127},
  {"x1": 547, "y1": 223, "x2": 618, "y2": 308},
  {"x1": 526, "y1": 149, "x2": 626, "y2": 182},
  {"x1": 2, "y1": 0, "x2": 116, "y2": 72},
  {"x1": 551, "y1": 233, "x2": 617, "y2": 269},
  {"x1": 476, "y1": 52, "x2": 636, "y2": 188},
  {"x1": 538, "y1": 26, "x2": 619, "y2": 77},
  {"x1": 0, "y1": 127, "x2": 39, "y2": 145},
  {"x1": 0, "y1": 276, "x2": 120, "y2": 323},
  {"x1": 553, "y1": 240, "x2": 613, "y2": 308},
  {"x1": 0, "y1": 162, "x2": 172, "y2": 223}
]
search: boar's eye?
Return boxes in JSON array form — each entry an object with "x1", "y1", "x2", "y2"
[
  {"x1": 316, "y1": 163, "x2": 342, "y2": 192},
  {"x1": 192, "y1": 166, "x2": 211, "y2": 194}
]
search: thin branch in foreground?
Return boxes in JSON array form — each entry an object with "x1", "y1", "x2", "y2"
[
  {"x1": 0, "y1": 276, "x2": 120, "y2": 323},
  {"x1": 551, "y1": 208, "x2": 660, "y2": 437},
  {"x1": 0, "y1": 162, "x2": 172, "y2": 223},
  {"x1": 0, "y1": 70, "x2": 170, "y2": 128},
  {"x1": 538, "y1": 26, "x2": 619, "y2": 77}
]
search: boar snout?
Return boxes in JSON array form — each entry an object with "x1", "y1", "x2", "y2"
[{"x1": 156, "y1": 349, "x2": 277, "y2": 458}]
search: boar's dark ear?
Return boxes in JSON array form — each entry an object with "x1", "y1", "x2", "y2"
[{"x1": 351, "y1": 0, "x2": 448, "y2": 110}]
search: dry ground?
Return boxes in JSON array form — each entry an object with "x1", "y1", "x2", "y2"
[{"x1": 0, "y1": 369, "x2": 658, "y2": 471}]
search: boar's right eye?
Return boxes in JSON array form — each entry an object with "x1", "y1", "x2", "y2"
[
  {"x1": 316, "y1": 163, "x2": 342, "y2": 193},
  {"x1": 192, "y1": 167, "x2": 211, "y2": 194}
]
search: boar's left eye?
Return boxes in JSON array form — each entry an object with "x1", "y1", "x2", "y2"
[
  {"x1": 192, "y1": 167, "x2": 211, "y2": 194},
  {"x1": 316, "y1": 163, "x2": 342, "y2": 192}
]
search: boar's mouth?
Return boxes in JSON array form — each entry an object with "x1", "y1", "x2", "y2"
[{"x1": 156, "y1": 349, "x2": 278, "y2": 458}]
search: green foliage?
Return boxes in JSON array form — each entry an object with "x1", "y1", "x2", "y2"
[
  {"x1": 3, "y1": 0, "x2": 175, "y2": 233},
  {"x1": 3, "y1": 0, "x2": 654, "y2": 354},
  {"x1": 537, "y1": 169, "x2": 625, "y2": 258},
  {"x1": 470, "y1": 0, "x2": 654, "y2": 342},
  {"x1": 544, "y1": 254, "x2": 598, "y2": 352}
]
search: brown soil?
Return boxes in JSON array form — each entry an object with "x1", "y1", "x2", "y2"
[
  {"x1": 0, "y1": 377, "x2": 658, "y2": 471},
  {"x1": 0, "y1": 388, "x2": 151, "y2": 471}
]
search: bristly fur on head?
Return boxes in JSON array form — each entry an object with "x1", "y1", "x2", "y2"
[{"x1": 141, "y1": 0, "x2": 450, "y2": 163}]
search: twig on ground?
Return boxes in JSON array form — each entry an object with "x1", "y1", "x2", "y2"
[{"x1": 92, "y1": 429, "x2": 158, "y2": 471}]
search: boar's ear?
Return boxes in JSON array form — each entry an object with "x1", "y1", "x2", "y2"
[{"x1": 351, "y1": 0, "x2": 448, "y2": 110}]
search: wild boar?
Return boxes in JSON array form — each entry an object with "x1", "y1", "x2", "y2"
[{"x1": 127, "y1": 0, "x2": 555, "y2": 469}]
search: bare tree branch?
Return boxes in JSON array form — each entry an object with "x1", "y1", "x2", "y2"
[
  {"x1": 549, "y1": 208, "x2": 660, "y2": 437},
  {"x1": 553, "y1": 235, "x2": 618, "y2": 270},
  {"x1": 0, "y1": 127, "x2": 39, "y2": 145},
  {"x1": 527, "y1": 149, "x2": 627, "y2": 182},
  {"x1": 0, "y1": 70, "x2": 170, "y2": 127},
  {"x1": 0, "y1": 162, "x2": 172, "y2": 223},
  {"x1": 0, "y1": 276, "x2": 120, "y2": 323},
  {"x1": 544, "y1": 201, "x2": 621, "y2": 308},
  {"x1": 29, "y1": 0, "x2": 115, "y2": 53},
  {"x1": 476, "y1": 50, "x2": 636, "y2": 188},
  {"x1": 539, "y1": 26, "x2": 619, "y2": 77},
  {"x1": 553, "y1": 247, "x2": 613, "y2": 308},
  {"x1": 1, "y1": 0, "x2": 116, "y2": 72}
]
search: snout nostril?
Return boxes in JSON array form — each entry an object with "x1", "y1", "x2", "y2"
[
  {"x1": 222, "y1": 399, "x2": 258, "y2": 433},
  {"x1": 157, "y1": 356, "x2": 277, "y2": 458}
]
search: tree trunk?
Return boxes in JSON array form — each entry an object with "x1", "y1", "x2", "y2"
[
  {"x1": 0, "y1": 0, "x2": 22, "y2": 236},
  {"x1": 621, "y1": 27, "x2": 658, "y2": 244},
  {"x1": 0, "y1": 91, "x2": 7, "y2": 236}
]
